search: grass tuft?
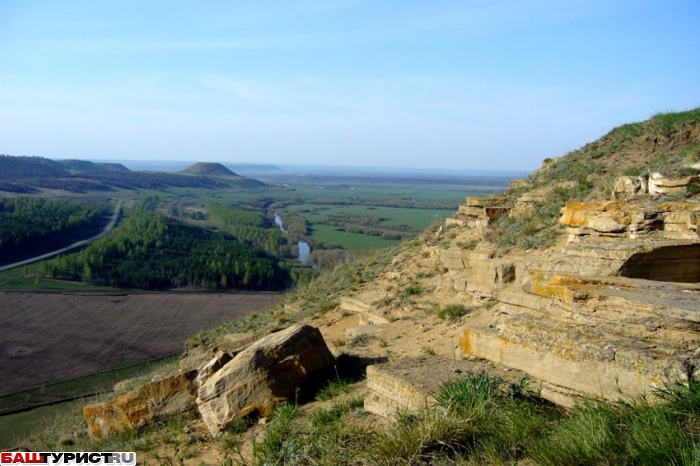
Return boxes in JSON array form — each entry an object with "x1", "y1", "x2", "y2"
[{"x1": 436, "y1": 303, "x2": 471, "y2": 320}]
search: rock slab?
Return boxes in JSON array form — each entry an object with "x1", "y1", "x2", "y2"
[
  {"x1": 83, "y1": 370, "x2": 198, "y2": 439},
  {"x1": 196, "y1": 324, "x2": 335, "y2": 436},
  {"x1": 365, "y1": 357, "x2": 533, "y2": 418}
]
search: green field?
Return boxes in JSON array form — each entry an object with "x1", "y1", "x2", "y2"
[
  {"x1": 292, "y1": 204, "x2": 455, "y2": 230},
  {"x1": 0, "y1": 264, "x2": 115, "y2": 291},
  {"x1": 307, "y1": 224, "x2": 401, "y2": 250}
]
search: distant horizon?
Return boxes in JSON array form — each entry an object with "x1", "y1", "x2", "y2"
[
  {"x1": 54, "y1": 157, "x2": 530, "y2": 177},
  {"x1": 2, "y1": 1, "x2": 698, "y2": 171}
]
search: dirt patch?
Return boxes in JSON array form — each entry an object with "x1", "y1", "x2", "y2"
[{"x1": 0, "y1": 291, "x2": 283, "y2": 395}]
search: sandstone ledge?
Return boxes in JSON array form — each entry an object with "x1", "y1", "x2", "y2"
[{"x1": 364, "y1": 357, "x2": 533, "y2": 418}]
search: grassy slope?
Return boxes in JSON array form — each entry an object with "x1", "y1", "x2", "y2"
[{"x1": 526, "y1": 107, "x2": 700, "y2": 192}]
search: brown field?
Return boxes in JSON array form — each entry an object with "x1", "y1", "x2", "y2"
[{"x1": 0, "y1": 291, "x2": 282, "y2": 395}]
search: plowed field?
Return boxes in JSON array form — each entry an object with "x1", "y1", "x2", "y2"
[{"x1": 0, "y1": 291, "x2": 282, "y2": 395}]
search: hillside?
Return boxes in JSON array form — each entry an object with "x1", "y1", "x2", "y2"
[
  {"x1": 181, "y1": 162, "x2": 238, "y2": 176},
  {"x1": 16, "y1": 108, "x2": 700, "y2": 463},
  {"x1": 57, "y1": 159, "x2": 105, "y2": 171}
]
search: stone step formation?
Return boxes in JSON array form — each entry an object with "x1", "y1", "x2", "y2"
[{"x1": 432, "y1": 175, "x2": 700, "y2": 406}]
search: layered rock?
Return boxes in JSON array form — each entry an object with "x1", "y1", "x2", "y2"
[
  {"x1": 196, "y1": 324, "x2": 335, "y2": 436},
  {"x1": 453, "y1": 195, "x2": 514, "y2": 228},
  {"x1": 560, "y1": 200, "x2": 700, "y2": 239},
  {"x1": 83, "y1": 370, "x2": 198, "y2": 439},
  {"x1": 461, "y1": 275, "x2": 700, "y2": 404},
  {"x1": 84, "y1": 325, "x2": 335, "y2": 439},
  {"x1": 613, "y1": 172, "x2": 699, "y2": 199},
  {"x1": 440, "y1": 179, "x2": 700, "y2": 406}
]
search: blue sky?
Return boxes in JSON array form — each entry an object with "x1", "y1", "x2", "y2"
[{"x1": 1, "y1": 1, "x2": 698, "y2": 171}]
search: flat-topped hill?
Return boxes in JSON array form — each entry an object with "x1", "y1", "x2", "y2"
[{"x1": 180, "y1": 162, "x2": 238, "y2": 176}]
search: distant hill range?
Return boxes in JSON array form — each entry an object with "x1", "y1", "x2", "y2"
[{"x1": 0, "y1": 155, "x2": 265, "y2": 194}]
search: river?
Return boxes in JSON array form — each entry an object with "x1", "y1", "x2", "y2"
[{"x1": 274, "y1": 212, "x2": 311, "y2": 265}]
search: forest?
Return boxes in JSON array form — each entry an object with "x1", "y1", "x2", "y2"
[
  {"x1": 206, "y1": 203, "x2": 292, "y2": 258},
  {"x1": 0, "y1": 197, "x2": 109, "y2": 265},
  {"x1": 206, "y1": 203, "x2": 311, "y2": 259},
  {"x1": 36, "y1": 211, "x2": 283, "y2": 290}
]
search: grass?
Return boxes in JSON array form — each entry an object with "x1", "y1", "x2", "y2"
[
  {"x1": 524, "y1": 107, "x2": 700, "y2": 197},
  {"x1": 485, "y1": 188, "x2": 566, "y2": 255},
  {"x1": 188, "y1": 246, "x2": 399, "y2": 347},
  {"x1": 0, "y1": 264, "x2": 115, "y2": 291},
  {"x1": 651, "y1": 107, "x2": 700, "y2": 136},
  {"x1": 244, "y1": 371, "x2": 700, "y2": 465},
  {"x1": 436, "y1": 303, "x2": 471, "y2": 320},
  {"x1": 295, "y1": 204, "x2": 457, "y2": 231},
  {"x1": 316, "y1": 378, "x2": 352, "y2": 401},
  {"x1": 308, "y1": 224, "x2": 401, "y2": 250}
]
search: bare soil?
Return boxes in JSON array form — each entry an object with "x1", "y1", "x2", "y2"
[{"x1": 0, "y1": 291, "x2": 282, "y2": 395}]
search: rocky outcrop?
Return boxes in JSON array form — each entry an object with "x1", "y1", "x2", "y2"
[
  {"x1": 83, "y1": 370, "x2": 198, "y2": 439},
  {"x1": 560, "y1": 200, "x2": 700, "y2": 239},
  {"x1": 84, "y1": 325, "x2": 334, "y2": 439},
  {"x1": 196, "y1": 324, "x2": 335, "y2": 436},
  {"x1": 461, "y1": 275, "x2": 700, "y2": 404},
  {"x1": 438, "y1": 249, "x2": 516, "y2": 296},
  {"x1": 453, "y1": 195, "x2": 514, "y2": 228},
  {"x1": 613, "y1": 173, "x2": 699, "y2": 199},
  {"x1": 439, "y1": 175, "x2": 700, "y2": 406}
]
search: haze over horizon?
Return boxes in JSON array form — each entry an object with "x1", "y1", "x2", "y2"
[{"x1": 1, "y1": 1, "x2": 698, "y2": 172}]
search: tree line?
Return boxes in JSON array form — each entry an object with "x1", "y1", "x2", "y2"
[
  {"x1": 37, "y1": 211, "x2": 283, "y2": 290},
  {"x1": 207, "y1": 203, "x2": 292, "y2": 258},
  {"x1": 0, "y1": 197, "x2": 109, "y2": 265}
]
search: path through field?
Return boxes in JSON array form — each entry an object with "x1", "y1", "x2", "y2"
[{"x1": 0, "y1": 291, "x2": 282, "y2": 395}]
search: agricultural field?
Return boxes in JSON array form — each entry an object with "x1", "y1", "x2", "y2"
[
  {"x1": 0, "y1": 291, "x2": 282, "y2": 396},
  {"x1": 307, "y1": 224, "x2": 402, "y2": 250},
  {"x1": 148, "y1": 171, "x2": 514, "y2": 254}
]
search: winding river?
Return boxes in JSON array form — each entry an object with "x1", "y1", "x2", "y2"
[{"x1": 274, "y1": 213, "x2": 311, "y2": 265}]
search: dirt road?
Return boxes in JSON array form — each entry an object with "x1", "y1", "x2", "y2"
[{"x1": 0, "y1": 199, "x2": 123, "y2": 272}]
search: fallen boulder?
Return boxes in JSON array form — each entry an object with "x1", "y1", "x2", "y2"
[
  {"x1": 196, "y1": 324, "x2": 335, "y2": 436},
  {"x1": 83, "y1": 369, "x2": 198, "y2": 439}
]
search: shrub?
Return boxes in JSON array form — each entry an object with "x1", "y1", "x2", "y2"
[{"x1": 437, "y1": 303, "x2": 470, "y2": 320}]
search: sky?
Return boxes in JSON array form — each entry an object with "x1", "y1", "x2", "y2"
[{"x1": 0, "y1": 1, "x2": 699, "y2": 172}]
